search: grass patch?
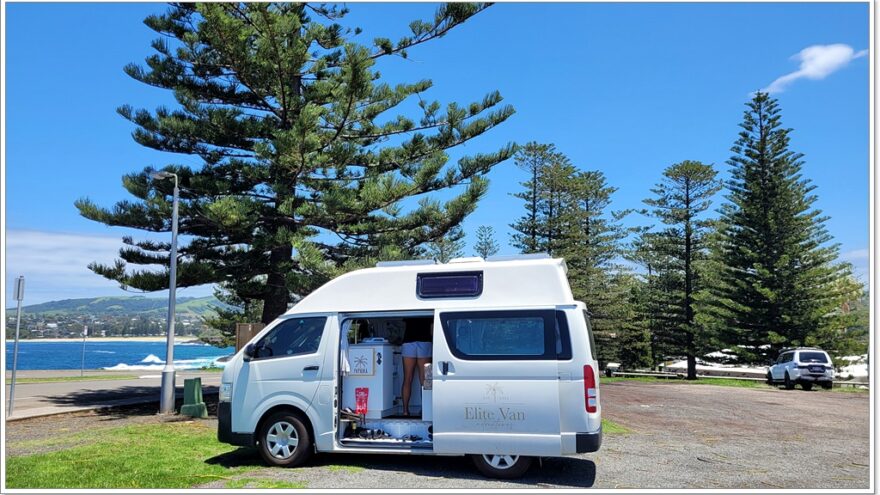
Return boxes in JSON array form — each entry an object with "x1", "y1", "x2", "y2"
[
  {"x1": 226, "y1": 477, "x2": 307, "y2": 489},
  {"x1": 5, "y1": 375, "x2": 137, "y2": 385},
  {"x1": 6, "y1": 421, "x2": 247, "y2": 489},
  {"x1": 602, "y1": 419, "x2": 631, "y2": 434},
  {"x1": 198, "y1": 367, "x2": 225, "y2": 372}
]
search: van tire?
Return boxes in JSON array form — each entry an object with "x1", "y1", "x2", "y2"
[
  {"x1": 470, "y1": 454, "x2": 533, "y2": 479},
  {"x1": 766, "y1": 372, "x2": 774, "y2": 385},
  {"x1": 783, "y1": 373, "x2": 794, "y2": 390},
  {"x1": 257, "y1": 411, "x2": 313, "y2": 467},
  {"x1": 801, "y1": 382, "x2": 813, "y2": 391}
]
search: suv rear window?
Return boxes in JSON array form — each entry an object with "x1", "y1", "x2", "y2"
[{"x1": 798, "y1": 351, "x2": 828, "y2": 363}]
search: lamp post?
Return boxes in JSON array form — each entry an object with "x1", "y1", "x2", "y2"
[
  {"x1": 8, "y1": 276, "x2": 25, "y2": 417},
  {"x1": 152, "y1": 170, "x2": 179, "y2": 414}
]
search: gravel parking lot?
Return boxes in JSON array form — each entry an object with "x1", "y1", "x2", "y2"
[{"x1": 6, "y1": 381, "x2": 870, "y2": 489}]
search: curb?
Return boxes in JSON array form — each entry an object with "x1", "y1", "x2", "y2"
[{"x1": 6, "y1": 392, "x2": 220, "y2": 422}]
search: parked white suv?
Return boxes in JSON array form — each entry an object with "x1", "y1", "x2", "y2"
[{"x1": 767, "y1": 348, "x2": 834, "y2": 391}]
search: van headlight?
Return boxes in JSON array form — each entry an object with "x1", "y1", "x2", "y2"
[{"x1": 219, "y1": 383, "x2": 232, "y2": 402}]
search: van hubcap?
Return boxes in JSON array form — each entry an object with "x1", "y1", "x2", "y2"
[
  {"x1": 483, "y1": 454, "x2": 519, "y2": 469},
  {"x1": 266, "y1": 421, "x2": 298, "y2": 459}
]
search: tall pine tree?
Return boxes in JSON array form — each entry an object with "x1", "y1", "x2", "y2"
[
  {"x1": 75, "y1": 3, "x2": 515, "y2": 324},
  {"x1": 473, "y1": 225, "x2": 500, "y2": 258},
  {"x1": 510, "y1": 142, "x2": 556, "y2": 253},
  {"x1": 424, "y1": 225, "x2": 466, "y2": 263},
  {"x1": 704, "y1": 92, "x2": 857, "y2": 363},
  {"x1": 642, "y1": 160, "x2": 721, "y2": 379},
  {"x1": 511, "y1": 148, "x2": 633, "y2": 366},
  {"x1": 562, "y1": 170, "x2": 633, "y2": 366}
]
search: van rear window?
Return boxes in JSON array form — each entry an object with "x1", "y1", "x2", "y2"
[
  {"x1": 417, "y1": 271, "x2": 483, "y2": 298},
  {"x1": 798, "y1": 352, "x2": 828, "y2": 363}
]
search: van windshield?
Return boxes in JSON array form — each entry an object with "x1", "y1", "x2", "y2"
[{"x1": 798, "y1": 352, "x2": 828, "y2": 363}]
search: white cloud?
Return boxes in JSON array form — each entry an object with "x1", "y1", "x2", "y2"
[
  {"x1": 4, "y1": 230, "x2": 213, "y2": 305},
  {"x1": 841, "y1": 248, "x2": 869, "y2": 262},
  {"x1": 840, "y1": 248, "x2": 869, "y2": 285},
  {"x1": 763, "y1": 44, "x2": 868, "y2": 94}
]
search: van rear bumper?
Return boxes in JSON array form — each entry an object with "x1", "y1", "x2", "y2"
[
  {"x1": 575, "y1": 428, "x2": 602, "y2": 453},
  {"x1": 218, "y1": 402, "x2": 254, "y2": 447}
]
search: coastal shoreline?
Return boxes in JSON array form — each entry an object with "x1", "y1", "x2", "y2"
[{"x1": 9, "y1": 336, "x2": 203, "y2": 343}]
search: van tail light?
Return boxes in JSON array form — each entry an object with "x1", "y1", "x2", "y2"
[{"x1": 584, "y1": 364, "x2": 598, "y2": 413}]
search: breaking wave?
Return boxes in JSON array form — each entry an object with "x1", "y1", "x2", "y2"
[{"x1": 103, "y1": 354, "x2": 229, "y2": 371}]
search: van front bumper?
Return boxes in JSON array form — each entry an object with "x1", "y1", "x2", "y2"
[
  {"x1": 218, "y1": 402, "x2": 254, "y2": 447},
  {"x1": 576, "y1": 428, "x2": 602, "y2": 453}
]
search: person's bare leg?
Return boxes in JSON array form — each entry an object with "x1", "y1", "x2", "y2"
[{"x1": 402, "y1": 356, "x2": 417, "y2": 416}]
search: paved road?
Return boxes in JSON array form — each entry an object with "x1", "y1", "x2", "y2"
[{"x1": 4, "y1": 370, "x2": 221, "y2": 419}]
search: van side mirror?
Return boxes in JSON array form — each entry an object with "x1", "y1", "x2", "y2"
[{"x1": 243, "y1": 343, "x2": 256, "y2": 362}]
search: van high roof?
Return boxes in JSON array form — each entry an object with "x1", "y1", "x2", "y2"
[{"x1": 285, "y1": 255, "x2": 575, "y2": 315}]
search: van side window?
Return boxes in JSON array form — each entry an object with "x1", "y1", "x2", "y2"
[
  {"x1": 555, "y1": 311, "x2": 573, "y2": 360},
  {"x1": 440, "y1": 310, "x2": 565, "y2": 360},
  {"x1": 583, "y1": 310, "x2": 597, "y2": 361},
  {"x1": 252, "y1": 317, "x2": 327, "y2": 360}
]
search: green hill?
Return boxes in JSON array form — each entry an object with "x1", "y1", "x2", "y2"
[{"x1": 6, "y1": 296, "x2": 227, "y2": 317}]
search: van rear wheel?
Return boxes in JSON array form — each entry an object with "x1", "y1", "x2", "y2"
[
  {"x1": 258, "y1": 411, "x2": 312, "y2": 467},
  {"x1": 470, "y1": 454, "x2": 534, "y2": 479}
]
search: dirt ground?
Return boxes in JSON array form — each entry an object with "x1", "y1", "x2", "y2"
[
  {"x1": 596, "y1": 381, "x2": 870, "y2": 489},
  {"x1": 4, "y1": 382, "x2": 871, "y2": 489}
]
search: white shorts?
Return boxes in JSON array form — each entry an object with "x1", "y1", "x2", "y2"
[{"x1": 402, "y1": 341, "x2": 432, "y2": 358}]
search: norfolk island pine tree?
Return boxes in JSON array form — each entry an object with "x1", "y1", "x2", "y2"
[
  {"x1": 75, "y1": 3, "x2": 517, "y2": 329},
  {"x1": 698, "y1": 92, "x2": 860, "y2": 364}
]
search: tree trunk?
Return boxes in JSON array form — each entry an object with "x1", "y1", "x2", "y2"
[
  {"x1": 686, "y1": 347, "x2": 697, "y2": 380},
  {"x1": 530, "y1": 162, "x2": 538, "y2": 252},
  {"x1": 261, "y1": 244, "x2": 293, "y2": 323},
  {"x1": 684, "y1": 177, "x2": 696, "y2": 380}
]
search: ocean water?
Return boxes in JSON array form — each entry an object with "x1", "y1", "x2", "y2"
[{"x1": 4, "y1": 340, "x2": 234, "y2": 371}]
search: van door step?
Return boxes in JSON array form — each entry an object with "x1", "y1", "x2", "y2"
[{"x1": 340, "y1": 438, "x2": 433, "y2": 448}]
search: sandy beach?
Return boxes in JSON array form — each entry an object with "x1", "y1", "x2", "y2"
[{"x1": 13, "y1": 336, "x2": 203, "y2": 343}]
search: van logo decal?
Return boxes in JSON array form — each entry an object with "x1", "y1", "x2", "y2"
[
  {"x1": 483, "y1": 382, "x2": 509, "y2": 402},
  {"x1": 464, "y1": 383, "x2": 526, "y2": 429}
]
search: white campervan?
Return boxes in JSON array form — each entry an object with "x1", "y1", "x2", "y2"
[{"x1": 217, "y1": 254, "x2": 602, "y2": 478}]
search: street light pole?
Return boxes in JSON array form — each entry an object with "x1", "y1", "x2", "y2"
[
  {"x1": 8, "y1": 276, "x2": 25, "y2": 417},
  {"x1": 80, "y1": 324, "x2": 88, "y2": 377},
  {"x1": 153, "y1": 171, "x2": 180, "y2": 414}
]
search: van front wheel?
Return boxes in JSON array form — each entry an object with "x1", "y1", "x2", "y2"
[
  {"x1": 258, "y1": 412, "x2": 312, "y2": 467},
  {"x1": 470, "y1": 454, "x2": 534, "y2": 479}
]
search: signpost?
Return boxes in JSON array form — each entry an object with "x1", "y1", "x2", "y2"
[
  {"x1": 80, "y1": 324, "x2": 88, "y2": 377},
  {"x1": 8, "y1": 276, "x2": 25, "y2": 417}
]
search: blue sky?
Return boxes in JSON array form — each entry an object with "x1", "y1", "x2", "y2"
[{"x1": 4, "y1": 2, "x2": 870, "y2": 304}]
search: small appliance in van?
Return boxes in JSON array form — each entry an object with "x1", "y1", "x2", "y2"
[{"x1": 217, "y1": 254, "x2": 602, "y2": 478}]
